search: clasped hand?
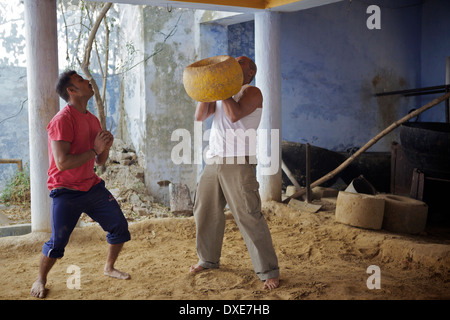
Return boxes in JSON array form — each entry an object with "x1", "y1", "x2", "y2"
[{"x1": 93, "y1": 130, "x2": 114, "y2": 155}]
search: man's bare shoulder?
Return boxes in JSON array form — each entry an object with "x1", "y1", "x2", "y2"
[{"x1": 240, "y1": 85, "x2": 263, "y2": 107}]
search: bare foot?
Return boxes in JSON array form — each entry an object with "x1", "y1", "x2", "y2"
[
  {"x1": 189, "y1": 264, "x2": 206, "y2": 273},
  {"x1": 104, "y1": 268, "x2": 130, "y2": 280},
  {"x1": 263, "y1": 278, "x2": 279, "y2": 290},
  {"x1": 30, "y1": 279, "x2": 47, "y2": 298}
]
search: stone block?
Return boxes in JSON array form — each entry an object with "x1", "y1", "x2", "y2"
[
  {"x1": 169, "y1": 183, "x2": 193, "y2": 216},
  {"x1": 377, "y1": 194, "x2": 428, "y2": 234},
  {"x1": 335, "y1": 191, "x2": 385, "y2": 230}
]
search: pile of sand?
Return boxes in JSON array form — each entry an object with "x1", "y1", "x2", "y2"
[{"x1": 1, "y1": 200, "x2": 449, "y2": 300}]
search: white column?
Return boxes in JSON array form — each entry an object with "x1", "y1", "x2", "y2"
[
  {"x1": 24, "y1": 0, "x2": 59, "y2": 232},
  {"x1": 255, "y1": 11, "x2": 282, "y2": 202}
]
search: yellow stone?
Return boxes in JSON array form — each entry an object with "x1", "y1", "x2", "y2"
[{"x1": 183, "y1": 55, "x2": 243, "y2": 102}]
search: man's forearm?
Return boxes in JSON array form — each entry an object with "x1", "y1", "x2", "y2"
[
  {"x1": 95, "y1": 147, "x2": 110, "y2": 166},
  {"x1": 54, "y1": 149, "x2": 96, "y2": 171},
  {"x1": 221, "y1": 97, "x2": 242, "y2": 123},
  {"x1": 195, "y1": 101, "x2": 215, "y2": 121}
]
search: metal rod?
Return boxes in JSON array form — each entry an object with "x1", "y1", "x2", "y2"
[
  {"x1": 446, "y1": 86, "x2": 449, "y2": 123},
  {"x1": 446, "y1": 57, "x2": 450, "y2": 123},
  {"x1": 404, "y1": 89, "x2": 447, "y2": 97},
  {"x1": 305, "y1": 143, "x2": 311, "y2": 203},
  {"x1": 375, "y1": 84, "x2": 450, "y2": 97},
  {"x1": 425, "y1": 176, "x2": 450, "y2": 183}
]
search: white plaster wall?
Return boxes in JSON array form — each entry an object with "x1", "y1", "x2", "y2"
[
  {"x1": 119, "y1": 6, "x2": 198, "y2": 204},
  {"x1": 117, "y1": 4, "x2": 147, "y2": 162},
  {"x1": 143, "y1": 7, "x2": 198, "y2": 204}
]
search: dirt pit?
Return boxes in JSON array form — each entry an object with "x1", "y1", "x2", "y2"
[{"x1": 0, "y1": 199, "x2": 449, "y2": 301}]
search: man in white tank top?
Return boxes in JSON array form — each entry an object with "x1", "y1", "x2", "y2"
[{"x1": 190, "y1": 56, "x2": 279, "y2": 290}]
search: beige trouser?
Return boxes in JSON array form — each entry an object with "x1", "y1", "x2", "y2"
[{"x1": 193, "y1": 156, "x2": 279, "y2": 281}]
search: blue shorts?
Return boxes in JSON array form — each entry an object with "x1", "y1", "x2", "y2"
[{"x1": 42, "y1": 180, "x2": 131, "y2": 259}]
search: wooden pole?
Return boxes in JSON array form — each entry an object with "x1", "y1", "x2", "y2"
[
  {"x1": 305, "y1": 143, "x2": 311, "y2": 203},
  {"x1": 281, "y1": 160, "x2": 302, "y2": 191},
  {"x1": 283, "y1": 91, "x2": 450, "y2": 204}
]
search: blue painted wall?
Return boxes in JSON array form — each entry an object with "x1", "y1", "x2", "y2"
[
  {"x1": 420, "y1": 0, "x2": 450, "y2": 122},
  {"x1": 228, "y1": 21, "x2": 255, "y2": 63},
  {"x1": 280, "y1": 0, "x2": 423, "y2": 152},
  {"x1": 215, "y1": 0, "x2": 449, "y2": 153}
]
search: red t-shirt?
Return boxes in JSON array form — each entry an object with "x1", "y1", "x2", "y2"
[{"x1": 47, "y1": 104, "x2": 102, "y2": 191}]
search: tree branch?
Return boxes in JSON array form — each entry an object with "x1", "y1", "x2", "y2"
[{"x1": 79, "y1": 2, "x2": 112, "y2": 130}]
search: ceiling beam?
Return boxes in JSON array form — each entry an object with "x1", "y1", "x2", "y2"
[{"x1": 84, "y1": 0, "x2": 343, "y2": 13}]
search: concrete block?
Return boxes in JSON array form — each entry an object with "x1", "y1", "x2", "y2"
[
  {"x1": 377, "y1": 194, "x2": 428, "y2": 234},
  {"x1": 169, "y1": 183, "x2": 193, "y2": 216},
  {"x1": 335, "y1": 191, "x2": 385, "y2": 230},
  {"x1": 0, "y1": 224, "x2": 32, "y2": 238},
  {"x1": 285, "y1": 185, "x2": 298, "y2": 197},
  {"x1": 0, "y1": 212, "x2": 11, "y2": 226}
]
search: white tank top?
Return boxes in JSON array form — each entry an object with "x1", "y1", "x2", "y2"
[{"x1": 206, "y1": 86, "x2": 262, "y2": 159}]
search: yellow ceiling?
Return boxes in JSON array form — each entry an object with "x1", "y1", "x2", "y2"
[
  {"x1": 86, "y1": 0, "x2": 342, "y2": 13},
  {"x1": 168, "y1": 0, "x2": 302, "y2": 10}
]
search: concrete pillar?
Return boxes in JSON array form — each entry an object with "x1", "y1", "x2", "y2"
[
  {"x1": 255, "y1": 11, "x2": 282, "y2": 202},
  {"x1": 24, "y1": 0, "x2": 59, "y2": 232}
]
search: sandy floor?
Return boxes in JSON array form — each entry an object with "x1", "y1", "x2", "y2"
[{"x1": 0, "y1": 199, "x2": 449, "y2": 301}]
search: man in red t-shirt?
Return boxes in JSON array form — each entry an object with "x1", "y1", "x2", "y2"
[{"x1": 30, "y1": 71, "x2": 131, "y2": 299}]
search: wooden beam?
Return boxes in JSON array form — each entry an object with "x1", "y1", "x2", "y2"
[
  {"x1": 170, "y1": 0, "x2": 265, "y2": 9},
  {"x1": 266, "y1": 0, "x2": 304, "y2": 9},
  {"x1": 0, "y1": 159, "x2": 23, "y2": 171}
]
